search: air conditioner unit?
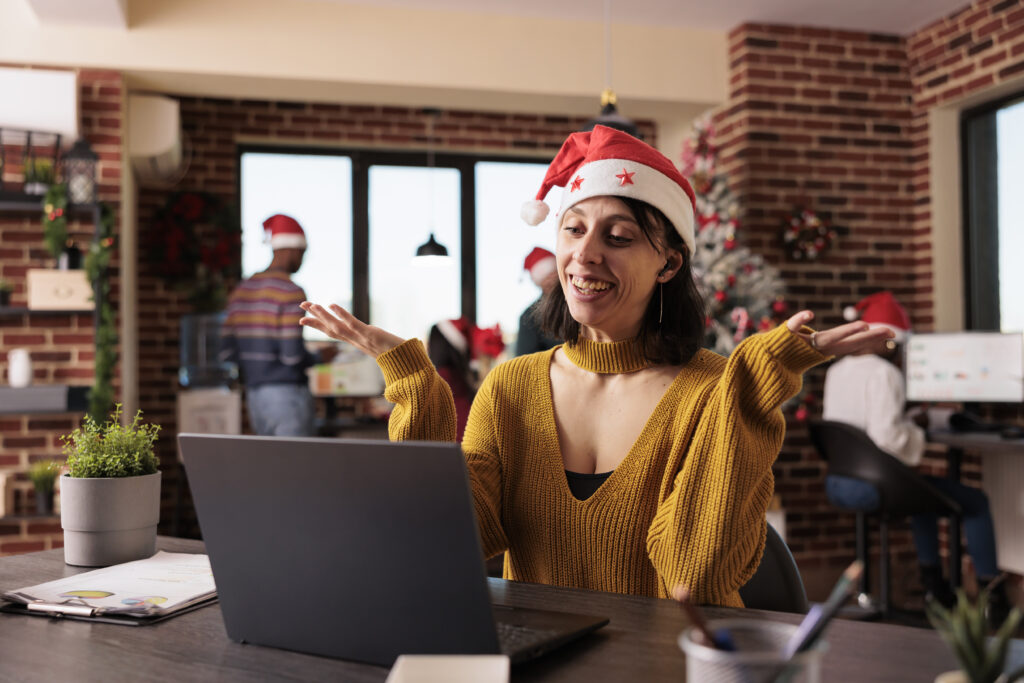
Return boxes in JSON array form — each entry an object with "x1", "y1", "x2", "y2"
[{"x1": 128, "y1": 94, "x2": 189, "y2": 187}]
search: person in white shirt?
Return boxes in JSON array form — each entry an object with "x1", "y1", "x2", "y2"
[{"x1": 822, "y1": 291, "x2": 1000, "y2": 610}]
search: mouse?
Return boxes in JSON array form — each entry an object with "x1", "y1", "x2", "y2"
[{"x1": 999, "y1": 425, "x2": 1024, "y2": 440}]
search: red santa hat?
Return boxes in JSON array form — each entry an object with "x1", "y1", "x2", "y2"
[
  {"x1": 434, "y1": 317, "x2": 471, "y2": 355},
  {"x1": 843, "y1": 291, "x2": 911, "y2": 342},
  {"x1": 520, "y1": 125, "x2": 696, "y2": 255},
  {"x1": 263, "y1": 214, "x2": 307, "y2": 250},
  {"x1": 523, "y1": 247, "x2": 556, "y2": 287}
]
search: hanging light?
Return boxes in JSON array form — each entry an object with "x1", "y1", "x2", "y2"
[
  {"x1": 580, "y1": 0, "x2": 642, "y2": 139},
  {"x1": 413, "y1": 108, "x2": 451, "y2": 263}
]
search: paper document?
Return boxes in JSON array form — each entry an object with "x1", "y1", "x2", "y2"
[{"x1": 2, "y1": 551, "x2": 216, "y2": 618}]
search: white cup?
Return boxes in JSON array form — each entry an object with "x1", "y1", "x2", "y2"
[{"x1": 7, "y1": 348, "x2": 32, "y2": 388}]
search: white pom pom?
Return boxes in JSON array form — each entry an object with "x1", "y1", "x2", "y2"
[
  {"x1": 520, "y1": 200, "x2": 550, "y2": 226},
  {"x1": 843, "y1": 305, "x2": 858, "y2": 321}
]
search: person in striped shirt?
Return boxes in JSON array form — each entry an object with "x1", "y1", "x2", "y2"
[{"x1": 220, "y1": 214, "x2": 330, "y2": 436}]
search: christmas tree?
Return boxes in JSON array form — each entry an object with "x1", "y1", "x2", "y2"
[{"x1": 680, "y1": 114, "x2": 787, "y2": 355}]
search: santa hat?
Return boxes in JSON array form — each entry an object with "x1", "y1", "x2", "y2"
[
  {"x1": 843, "y1": 291, "x2": 911, "y2": 342},
  {"x1": 523, "y1": 247, "x2": 556, "y2": 287},
  {"x1": 520, "y1": 125, "x2": 696, "y2": 255},
  {"x1": 263, "y1": 214, "x2": 307, "y2": 250},
  {"x1": 435, "y1": 317, "x2": 471, "y2": 355}
]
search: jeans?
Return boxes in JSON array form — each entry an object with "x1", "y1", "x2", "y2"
[
  {"x1": 825, "y1": 474, "x2": 999, "y2": 580},
  {"x1": 246, "y1": 383, "x2": 315, "y2": 437}
]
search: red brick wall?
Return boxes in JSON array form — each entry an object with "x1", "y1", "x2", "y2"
[
  {"x1": 136, "y1": 100, "x2": 657, "y2": 537},
  {"x1": 0, "y1": 68, "x2": 123, "y2": 555},
  {"x1": 715, "y1": 25, "x2": 927, "y2": 584}
]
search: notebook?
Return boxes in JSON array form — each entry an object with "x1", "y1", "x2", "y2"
[{"x1": 178, "y1": 434, "x2": 609, "y2": 667}]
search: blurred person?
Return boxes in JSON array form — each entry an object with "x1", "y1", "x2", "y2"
[{"x1": 514, "y1": 247, "x2": 561, "y2": 356}]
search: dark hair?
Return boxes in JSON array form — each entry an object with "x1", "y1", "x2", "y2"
[
  {"x1": 538, "y1": 197, "x2": 706, "y2": 366},
  {"x1": 427, "y1": 325, "x2": 474, "y2": 393}
]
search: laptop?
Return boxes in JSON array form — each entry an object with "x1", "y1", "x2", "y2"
[{"x1": 178, "y1": 434, "x2": 609, "y2": 667}]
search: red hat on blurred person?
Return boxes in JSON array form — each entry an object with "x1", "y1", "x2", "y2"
[
  {"x1": 520, "y1": 125, "x2": 696, "y2": 254},
  {"x1": 523, "y1": 247, "x2": 556, "y2": 287},
  {"x1": 263, "y1": 214, "x2": 307, "y2": 250},
  {"x1": 843, "y1": 291, "x2": 911, "y2": 342}
]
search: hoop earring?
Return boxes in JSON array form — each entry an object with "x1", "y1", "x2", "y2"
[{"x1": 658, "y1": 283, "x2": 664, "y2": 325}]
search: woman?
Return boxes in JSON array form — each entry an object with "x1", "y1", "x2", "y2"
[{"x1": 300, "y1": 126, "x2": 892, "y2": 606}]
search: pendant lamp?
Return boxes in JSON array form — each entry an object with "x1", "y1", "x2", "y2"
[
  {"x1": 580, "y1": 0, "x2": 642, "y2": 139},
  {"x1": 413, "y1": 108, "x2": 451, "y2": 262}
]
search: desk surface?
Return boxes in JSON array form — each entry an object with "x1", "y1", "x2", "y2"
[
  {"x1": 2, "y1": 537, "x2": 1021, "y2": 682},
  {"x1": 929, "y1": 429, "x2": 1024, "y2": 456}
]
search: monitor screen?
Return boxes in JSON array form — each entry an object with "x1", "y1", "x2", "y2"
[{"x1": 905, "y1": 332, "x2": 1024, "y2": 402}]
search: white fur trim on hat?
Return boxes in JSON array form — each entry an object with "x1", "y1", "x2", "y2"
[
  {"x1": 528, "y1": 257, "x2": 557, "y2": 287},
  {"x1": 521, "y1": 199, "x2": 550, "y2": 226},
  {"x1": 868, "y1": 322, "x2": 907, "y2": 343},
  {"x1": 270, "y1": 234, "x2": 307, "y2": 250},
  {"x1": 557, "y1": 158, "x2": 695, "y2": 254},
  {"x1": 843, "y1": 305, "x2": 858, "y2": 321},
  {"x1": 435, "y1": 319, "x2": 468, "y2": 354}
]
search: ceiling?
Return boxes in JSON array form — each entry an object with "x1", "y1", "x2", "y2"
[{"x1": 323, "y1": 0, "x2": 967, "y2": 35}]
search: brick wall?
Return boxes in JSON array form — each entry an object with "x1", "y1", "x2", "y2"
[
  {"x1": 0, "y1": 69, "x2": 123, "y2": 555},
  {"x1": 136, "y1": 100, "x2": 657, "y2": 537},
  {"x1": 716, "y1": 25, "x2": 929, "y2": 593}
]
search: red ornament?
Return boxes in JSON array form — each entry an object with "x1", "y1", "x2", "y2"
[
  {"x1": 727, "y1": 274, "x2": 737, "y2": 287},
  {"x1": 714, "y1": 290, "x2": 727, "y2": 303},
  {"x1": 795, "y1": 406, "x2": 809, "y2": 422},
  {"x1": 772, "y1": 299, "x2": 788, "y2": 314},
  {"x1": 724, "y1": 238, "x2": 736, "y2": 251}
]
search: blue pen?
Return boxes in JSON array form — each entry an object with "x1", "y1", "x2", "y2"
[{"x1": 673, "y1": 585, "x2": 737, "y2": 651}]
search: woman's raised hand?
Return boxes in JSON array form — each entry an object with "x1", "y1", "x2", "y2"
[
  {"x1": 299, "y1": 302, "x2": 404, "y2": 358},
  {"x1": 785, "y1": 309, "x2": 894, "y2": 357}
]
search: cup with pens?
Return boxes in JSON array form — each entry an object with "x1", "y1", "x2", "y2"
[{"x1": 676, "y1": 560, "x2": 863, "y2": 683}]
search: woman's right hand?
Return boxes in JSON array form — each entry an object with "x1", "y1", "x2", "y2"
[{"x1": 299, "y1": 302, "x2": 404, "y2": 358}]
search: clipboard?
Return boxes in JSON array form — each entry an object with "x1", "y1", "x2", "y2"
[{"x1": 0, "y1": 551, "x2": 217, "y2": 626}]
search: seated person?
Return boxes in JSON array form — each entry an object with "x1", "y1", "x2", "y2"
[
  {"x1": 822, "y1": 291, "x2": 1003, "y2": 611},
  {"x1": 301, "y1": 126, "x2": 890, "y2": 606},
  {"x1": 515, "y1": 247, "x2": 561, "y2": 356}
]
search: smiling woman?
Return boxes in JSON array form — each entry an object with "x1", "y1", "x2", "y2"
[{"x1": 299, "y1": 125, "x2": 895, "y2": 606}]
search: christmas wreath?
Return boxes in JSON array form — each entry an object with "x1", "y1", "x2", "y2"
[
  {"x1": 149, "y1": 191, "x2": 240, "y2": 312},
  {"x1": 781, "y1": 207, "x2": 836, "y2": 261}
]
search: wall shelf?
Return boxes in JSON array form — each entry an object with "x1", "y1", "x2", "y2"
[
  {"x1": 0, "y1": 385, "x2": 89, "y2": 414},
  {"x1": 0, "y1": 190, "x2": 98, "y2": 214},
  {"x1": 0, "y1": 307, "x2": 93, "y2": 316}
]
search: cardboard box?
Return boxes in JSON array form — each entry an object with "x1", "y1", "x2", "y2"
[{"x1": 26, "y1": 269, "x2": 94, "y2": 311}]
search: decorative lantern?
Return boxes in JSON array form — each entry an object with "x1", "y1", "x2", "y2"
[{"x1": 61, "y1": 138, "x2": 98, "y2": 205}]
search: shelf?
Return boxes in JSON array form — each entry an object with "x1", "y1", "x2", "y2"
[
  {"x1": 0, "y1": 385, "x2": 89, "y2": 414},
  {"x1": 0, "y1": 307, "x2": 94, "y2": 316},
  {"x1": 0, "y1": 190, "x2": 99, "y2": 214}
]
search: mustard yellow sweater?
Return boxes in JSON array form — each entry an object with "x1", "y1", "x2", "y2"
[{"x1": 376, "y1": 323, "x2": 824, "y2": 607}]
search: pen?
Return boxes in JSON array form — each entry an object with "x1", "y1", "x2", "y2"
[
  {"x1": 783, "y1": 560, "x2": 863, "y2": 658},
  {"x1": 672, "y1": 585, "x2": 736, "y2": 651}
]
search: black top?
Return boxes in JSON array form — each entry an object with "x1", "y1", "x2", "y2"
[
  {"x1": 564, "y1": 470, "x2": 613, "y2": 501},
  {"x1": 515, "y1": 299, "x2": 561, "y2": 356}
]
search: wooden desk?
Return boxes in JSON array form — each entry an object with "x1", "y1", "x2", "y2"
[
  {"x1": 929, "y1": 430, "x2": 1024, "y2": 574},
  {"x1": 2, "y1": 537, "x2": 1021, "y2": 682}
]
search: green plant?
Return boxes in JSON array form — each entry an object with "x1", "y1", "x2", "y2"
[
  {"x1": 24, "y1": 158, "x2": 55, "y2": 185},
  {"x1": 0, "y1": 279, "x2": 12, "y2": 293},
  {"x1": 27, "y1": 460, "x2": 62, "y2": 493},
  {"x1": 926, "y1": 586, "x2": 1024, "y2": 683},
  {"x1": 62, "y1": 404, "x2": 161, "y2": 478},
  {"x1": 42, "y1": 183, "x2": 68, "y2": 260}
]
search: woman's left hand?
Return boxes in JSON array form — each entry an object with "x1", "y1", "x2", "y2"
[{"x1": 786, "y1": 310, "x2": 894, "y2": 357}]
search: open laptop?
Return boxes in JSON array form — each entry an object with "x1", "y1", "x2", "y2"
[{"x1": 178, "y1": 434, "x2": 609, "y2": 667}]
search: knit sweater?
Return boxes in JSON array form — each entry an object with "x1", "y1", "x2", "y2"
[{"x1": 376, "y1": 323, "x2": 824, "y2": 606}]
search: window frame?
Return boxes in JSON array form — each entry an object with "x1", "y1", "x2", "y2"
[
  {"x1": 959, "y1": 90, "x2": 1024, "y2": 331},
  {"x1": 237, "y1": 144, "x2": 551, "y2": 325}
]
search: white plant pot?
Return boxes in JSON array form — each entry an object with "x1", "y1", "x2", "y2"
[{"x1": 60, "y1": 471, "x2": 161, "y2": 567}]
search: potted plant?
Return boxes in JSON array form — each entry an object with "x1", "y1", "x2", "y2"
[
  {"x1": 60, "y1": 404, "x2": 162, "y2": 567},
  {"x1": 27, "y1": 460, "x2": 61, "y2": 516},
  {"x1": 24, "y1": 158, "x2": 55, "y2": 195},
  {"x1": 0, "y1": 279, "x2": 12, "y2": 307},
  {"x1": 927, "y1": 586, "x2": 1024, "y2": 683}
]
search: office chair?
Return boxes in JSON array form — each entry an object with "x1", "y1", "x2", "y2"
[
  {"x1": 739, "y1": 522, "x2": 809, "y2": 614},
  {"x1": 808, "y1": 420, "x2": 962, "y2": 618}
]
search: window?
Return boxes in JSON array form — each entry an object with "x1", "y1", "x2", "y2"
[
  {"x1": 239, "y1": 148, "x2": 556, "y2": 348},
  {"x1": 961, "y1": 96, "x2": 1024, "y2": 332}
]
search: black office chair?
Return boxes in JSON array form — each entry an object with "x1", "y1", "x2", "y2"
[
  {"x1": 808, "y1": 420, "x2": 962, "y2": 617},
  {"x1": 739, "y1": 522, "x2": 809, "y2": 614}
]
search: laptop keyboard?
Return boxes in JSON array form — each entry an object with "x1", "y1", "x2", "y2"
[{"x1": 495, "y1": 621, "x2": 561, "y2": 654}]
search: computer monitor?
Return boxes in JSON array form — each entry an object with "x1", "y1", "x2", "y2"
[{"x1": 905, "y1": 332, "x2": 1024, "y2": 402}]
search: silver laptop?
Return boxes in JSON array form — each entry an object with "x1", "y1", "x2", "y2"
[{"x1": 178, "y1": 434, "x2": 608, "y2": 667}]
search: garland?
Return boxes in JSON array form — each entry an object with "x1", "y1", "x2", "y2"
[
  {"x1": 149, "y1": 191, "x2": 240, "y2": 313},
  {"x1": 42, "y1": 184, "x2": 69, "y2": 260},
  {"x1": 84, "y1": 204, "x2": 117, "y2": 423},
  {"x1": 781, "y1": 207, "x2": 836, "y2": 261},
  {"x1": 41, "y1": 186, "x2": 118, "y2": 423}
]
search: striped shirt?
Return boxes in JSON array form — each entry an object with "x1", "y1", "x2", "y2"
[{"x1": 219, "y1": 271, "x2": 316, "y2": 387}]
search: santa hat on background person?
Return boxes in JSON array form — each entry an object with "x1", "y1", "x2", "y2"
[
  {"x1": 523, "y1": 247, "x2": 556, "y2": 287},
  {"x1": 435, "y1": 317, "x2": 471, "y2": 355},
  {"x1": 843, "y1": 291, "x2": 911, "y2": 342},
  {"x1": 263, "y1": 214, "x2": 307, "y2": 250},
  {"x1": 520, "y1": 125, "x2": 696, "y2": 255}
]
